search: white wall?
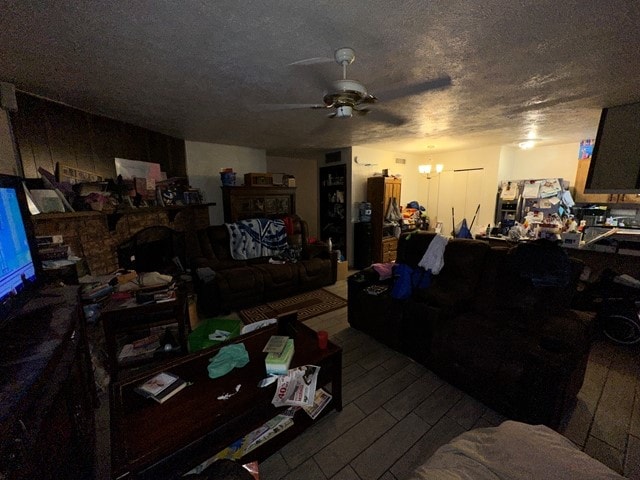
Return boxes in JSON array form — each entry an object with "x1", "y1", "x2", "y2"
[
  {"x1": 165, "y1": 139, "x2": 584, "y2": 247},
  {"x1": 185, "y1": 141, "x2": 266, "y2": 225},
  {"x1": 421, "y1": 142, "x2": 582, "y2": 233},
  {"x1": 266, "y1": 155, "x2": 319, "y2": 237},
  {"x1": 419, "y1": 145, "x2": 502, "y2": 233},
  {"x1": 499, "y1": 143, "x2": 580, "y2": 185}
]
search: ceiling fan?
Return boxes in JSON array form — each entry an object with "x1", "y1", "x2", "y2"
[{"x1": 256, "y1": 47, "x2": 452, "y2": 125}]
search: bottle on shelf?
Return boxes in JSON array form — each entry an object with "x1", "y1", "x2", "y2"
[{"x1": 327, "y1": 237, "x2": 332, "y2": 251}]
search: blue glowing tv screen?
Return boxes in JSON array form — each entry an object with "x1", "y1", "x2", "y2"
[{"x1": 0, "y1": 182, "x2": 36, "y2": 305}]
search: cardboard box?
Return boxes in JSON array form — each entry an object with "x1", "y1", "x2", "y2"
[
  {"x1": 560, "y1": 232, "x2": 582, "y2": 249},
  {"x1": 337, "y1": 261, "x2": 348, "y2": 281}
]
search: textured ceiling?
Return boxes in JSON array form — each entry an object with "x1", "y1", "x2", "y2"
[{"x1": 1, "y1": 1, "x2": 640, "y2": 158}]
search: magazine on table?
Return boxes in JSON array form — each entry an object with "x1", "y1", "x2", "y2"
[
  {"x1": 303, "y1": 388, "x2": 333, "y2": 420},
  {"x1": 271, "y1": 365, "x2": 320, "y2": 408}
]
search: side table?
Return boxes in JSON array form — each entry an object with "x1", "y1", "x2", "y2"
[{"x1": 101, "y1": 289, "x2": 190, "y2": 380}]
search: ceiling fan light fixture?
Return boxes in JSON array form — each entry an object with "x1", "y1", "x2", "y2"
[{"x1": 335, "y1": 105, "x2": 353, "y2": 118}]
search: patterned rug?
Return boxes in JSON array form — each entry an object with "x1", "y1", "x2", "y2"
[{"x1": 239, "y1": 288, "x2": 347, "y2": 324}]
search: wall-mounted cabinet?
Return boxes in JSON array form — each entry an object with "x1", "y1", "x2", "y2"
[
  {"x1": 319, "y1": 165, "x2": 347, "y2": 255},
  {"x1": 574, "y1": 157, "x2": 640, "y2": 204}
]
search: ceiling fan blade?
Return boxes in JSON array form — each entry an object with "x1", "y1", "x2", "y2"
[
  {"x1": 288, "y1": 56, "x2": 333, "y2": 66},
  {"x1": 376, "y1": 75, "x2": 452, "y2": 102},
  {"x1": 250, "y1": 103, "x2": 328, "y2": 112}
]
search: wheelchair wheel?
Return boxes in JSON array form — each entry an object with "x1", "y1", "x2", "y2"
[{"x1": 602, "y1": 313, "x2": 640, "y2": 345}]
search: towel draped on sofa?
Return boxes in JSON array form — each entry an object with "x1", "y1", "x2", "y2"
[{"x1": 226, "y1": 218, "x2": 288, "y2": 260}]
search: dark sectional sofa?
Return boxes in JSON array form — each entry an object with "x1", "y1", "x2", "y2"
[
  {"x1": 348, "y1": 231, "x2": 596, "y2": 428},
  {"x1": 192, "y1": 215, "x2": 337, "y2": 315}
]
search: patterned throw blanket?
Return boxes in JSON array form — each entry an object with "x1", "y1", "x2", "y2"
[{"x1": 226, "y1": 218, "x2": 288, "y2": 260}]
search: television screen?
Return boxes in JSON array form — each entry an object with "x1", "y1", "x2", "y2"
[
  {"x1": 585, "y1": 101, "x2": 640, "y2": 193},
  {"x1": 0, "y1": 177, "x2": 37, "y2": 309}
]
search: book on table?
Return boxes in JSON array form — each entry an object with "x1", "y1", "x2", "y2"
[{"x1": 135, "y1": 372, "x2": 187, "y2": 403}]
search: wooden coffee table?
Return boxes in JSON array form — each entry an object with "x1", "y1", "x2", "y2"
[{"x1": 109, "y1": 318, "x2": 342, "y2": 479}]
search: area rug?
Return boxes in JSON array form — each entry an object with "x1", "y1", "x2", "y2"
[{"x1": 239, "y1": 288, "x2": 347, "y2": 324}]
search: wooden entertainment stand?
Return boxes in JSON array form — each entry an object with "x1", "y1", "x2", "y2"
[
  {"x1": 110, "y1": 319, "x2": 342, "y2": 479},
  {"x1": 0, "y1": 286, "x2": 96, "y2": 479}
]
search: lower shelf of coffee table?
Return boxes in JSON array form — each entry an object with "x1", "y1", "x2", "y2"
[{"x1": 110, "y1": 321, "x2": 342, "y2": 480}]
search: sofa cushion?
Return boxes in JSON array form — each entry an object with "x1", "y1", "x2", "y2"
[
  {"x1": 254, "y1": 263, "x2": 299, "y2": 300},
  {"x1": 412, "y1": 421, "x2": 625, "y2": 480},
  {"x1": 213, "y1": 266, "x2": 265, "y2": 311}
]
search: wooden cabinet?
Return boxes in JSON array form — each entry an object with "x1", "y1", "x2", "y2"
[
  {"x1": 575, "y1": 158, "x2": 640, "y2": 204},
  {"x1": 382, "y1": 237, "x2": 398, "y2": 263},
  {"x1": 367, "y1": 176, "x2": 402, "y2": 263},
  {"x1": 0, "y1": 286, "x2": 96, "y2": 479},
  {"x1": 222, "y1": 186, "x2": 296, "y2": 223}
]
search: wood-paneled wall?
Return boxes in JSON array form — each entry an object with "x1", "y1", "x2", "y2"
[{"x1": 10, "y1": 92, "x2": 186, "y2": 180}]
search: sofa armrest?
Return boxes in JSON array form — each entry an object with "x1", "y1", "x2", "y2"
[{"x1": 302, "y1": 243, "x2": 331, "y2": 260}]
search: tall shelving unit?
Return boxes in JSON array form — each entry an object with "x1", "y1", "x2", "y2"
[
  {"x1": 367, "y1": 176, "x2": 402, "y2": 263},
  {"x1": 319, "y1": 164, "x2": 347, "y2": 256}
]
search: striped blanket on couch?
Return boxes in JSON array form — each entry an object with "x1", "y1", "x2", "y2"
[{"x1": 226, "y1": 218, "x2": 288, "y2": 260}]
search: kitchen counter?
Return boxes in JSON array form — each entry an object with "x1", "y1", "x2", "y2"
[{"x1": 484, "y1": 235, "x2": 640, "y2": 281}]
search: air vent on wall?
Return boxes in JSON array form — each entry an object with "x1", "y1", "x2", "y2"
[{"x1": 395, "y1": 158, "x2": 406, "y2": 164}]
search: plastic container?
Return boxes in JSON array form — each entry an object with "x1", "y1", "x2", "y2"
[
  {"x1": 359, "y1": 202, "x2": 372, "y2": 222},
  {"x1": 220, "y1": 171, "x2": 236, "y2": 186},
  {"x1": 188, "y1": 318, "x2": 242, "y2": 352}
]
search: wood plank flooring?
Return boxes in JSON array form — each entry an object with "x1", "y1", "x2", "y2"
[{"x1": 94, "y1": 276, "x2": 640, "y2": 479}]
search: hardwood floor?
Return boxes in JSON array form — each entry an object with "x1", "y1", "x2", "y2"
[{"x1": 94, "y1": 276, "x2": 640, "y2": 479}]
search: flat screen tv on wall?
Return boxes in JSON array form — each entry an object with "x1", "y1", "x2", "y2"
[{"x1": 585, "y1": 100, "x2": 640, "y2": 193}]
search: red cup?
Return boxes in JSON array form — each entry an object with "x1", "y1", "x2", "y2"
[{"x1": 317, "y1": 330, "x2": 328, "y2": 349}]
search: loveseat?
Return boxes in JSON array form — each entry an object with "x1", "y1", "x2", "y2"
[
  {"x1": 192, "y1": 215, "x2": 337, "y2": 315},
  {"x1": 348, "y1": 231, "x2": 596, "y2": 428}
]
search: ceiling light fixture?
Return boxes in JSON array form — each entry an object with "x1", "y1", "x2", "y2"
[
  {"x1": 518, "y1": 140, "x2": 535, "y2": 150},
  {"x1": 418, "y1": 163, "x2": 444, "y2": 178}
]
